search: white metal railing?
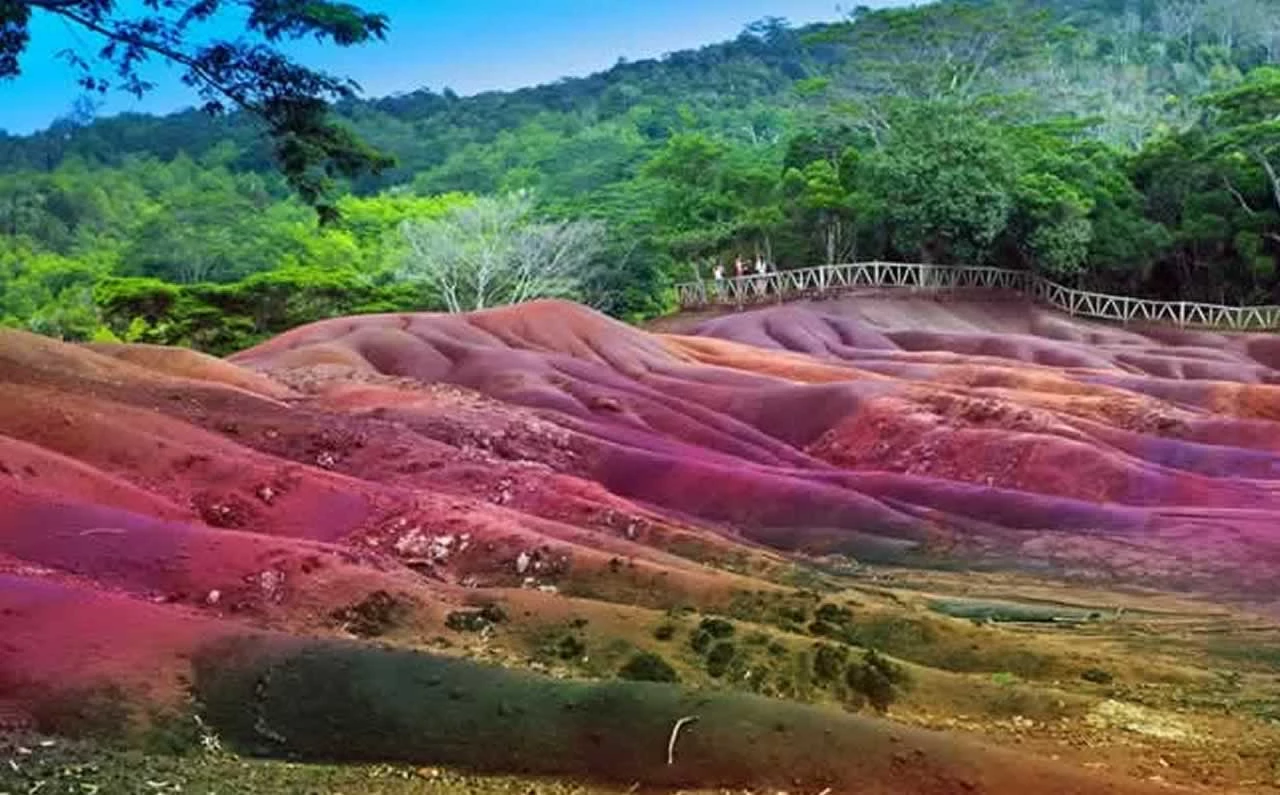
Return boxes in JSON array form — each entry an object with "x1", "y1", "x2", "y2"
[{"x1": 675, "y1": 262, "x2": 1280, "y2": 331}]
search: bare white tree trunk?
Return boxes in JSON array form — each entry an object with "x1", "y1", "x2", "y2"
[{"x1": 1251, "y1": 148, "x2": 1280, "y2": 214}]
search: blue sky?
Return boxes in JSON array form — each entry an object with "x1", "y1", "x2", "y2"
[{"x1": 0, "y1": 1, "x2": 889, "y2": 135}]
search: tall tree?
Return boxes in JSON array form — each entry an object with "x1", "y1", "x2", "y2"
[
  {"x1": 816, "y1": 0, "x2": 1052, "y2": 103},
  {"x1": 862, "y1": 103, "x2": 1017, "y2": 264},
  {"x1": 1205, "y1": 66, "x2": 1280, "y2": 219},
  {"x1": 643, "y1": 133, "x2": 743, "y2": 269},
  {"x1": 782, "y1": 155, "x2": 861, "y2": 265},
  {"x1": 398, "y1": 192, "x2": 606, "y2": 312}
]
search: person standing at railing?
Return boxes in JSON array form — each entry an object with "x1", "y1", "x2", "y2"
[
  {"x1": 713, "y1": 263, "x2": 726, "y2": 301},
  {"x1": 730, "y1": 257, "x2": 744, "y2": 305}
]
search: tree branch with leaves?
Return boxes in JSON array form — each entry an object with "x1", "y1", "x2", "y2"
[
  {"x1": 1202, "y1": 67, "x2": 1280, "y2": 259},
  {"x1": 0, "y1": 0, "x2": 394, "y2": 221}
]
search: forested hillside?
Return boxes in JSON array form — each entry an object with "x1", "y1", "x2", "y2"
[{"x1": 3, "y1": 0, "x2": 1280, "y2": 353}]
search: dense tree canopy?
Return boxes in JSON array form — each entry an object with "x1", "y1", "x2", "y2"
[
  {"x1": 0, "y1": 0, "x2": 393, "y2": 220},
  {"x1": 2, "y1": 0, "x2": 1280, "y2": 351}
]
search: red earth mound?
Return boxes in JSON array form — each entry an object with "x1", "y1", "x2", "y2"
[
  {"x1": 3, "y1": 295, "x2": 1280, "y2": 792},
  {"x1": 230, "y1": 299, "x2": 1280, "y2": 596}
]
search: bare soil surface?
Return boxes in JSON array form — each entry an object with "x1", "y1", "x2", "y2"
[{"x1": 2, "y1": 297, "x2": 1279, "y2": 793}]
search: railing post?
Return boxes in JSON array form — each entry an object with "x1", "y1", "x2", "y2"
[{"x1": 670, "y1": 264, "x2": 1276, "y2": 329}]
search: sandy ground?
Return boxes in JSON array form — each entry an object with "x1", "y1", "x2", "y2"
[{"x1": 2, "y1": 296, "x2": 1279, "y2": 792}]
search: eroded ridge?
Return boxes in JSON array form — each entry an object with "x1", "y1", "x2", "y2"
[{"x1": 2, "y1": 297, "x2": 1279, "y2": 793}]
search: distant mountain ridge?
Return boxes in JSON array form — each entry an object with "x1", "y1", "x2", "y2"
[
  {"x1": 3, "y1": 0, "x2": 1273, "y2": 193},
  {"x1": 0, "y1": 16, "x2": 832, "y2": 188}
]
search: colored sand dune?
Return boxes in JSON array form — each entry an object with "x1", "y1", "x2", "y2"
[
  {"x1": 234, "y1": 297, "x2": 1280, "y2": 595},
  {"x1": 3, "y1": 294, "x2": 1280, "y2": 793}
]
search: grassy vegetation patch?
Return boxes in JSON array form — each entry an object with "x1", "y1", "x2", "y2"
[
  {"x1": 189, "y1": 637, "x2": 963, "y2": 791},
  {"x1": 445, "y1": 603, "x2": 508, "y2": 633},
  {"x1": 1206, "y1": 641, "x2": 1280, "y2": 672},
  {"x1": 844, "y1": 649, "x2": 910, "y2": 714},
  {"x1": 846, "y1": 613, "x2": 1057, "y2": 679},
  {"x1": 330, "y1": 590, "x2": 415, "y2": 638},
  {"x1": 617, "y1": 652, "x2": 679, "y2": 683},
  {"x1": 0, "y1": 735, "x2": 636, "y2": 795},
  {"x1": 26, "y1": 685, "x2": 135, "y2": 744},
  {"x1": 725, "y1": 589, "x2": 820, "y2": 633},
  {"x1": 688, "y1": 617, "x2": 735, "y2": 654},
  {"x1": 928, "y1": 599, "x2": 1098, "y2": 624},
  {"x1": 20, "y1": 684, "x2": 216, "y2": 758},
  {"x1": 704, "y1": 642, "x2": 737, "y2": 679},
  {"x1": 811, "y1": 643, "x2": 848, "y2": 684}
]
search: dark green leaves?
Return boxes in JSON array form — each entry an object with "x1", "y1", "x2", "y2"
[
  {"x1": 0, "y1": 1, "x2": 32, "y2": 78},
  {"x1": 6, "y1": 0, "x2": 392, "y2": 219},
  {"x1": 245, "y1": 1, "x2": 389, "y2": 45}
]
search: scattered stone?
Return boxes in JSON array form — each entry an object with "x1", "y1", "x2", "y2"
[
  {"x1": 253, "y1": 569, "x2": 286, "y2": 603},
  {"x1": 1086, "y1": 700, "x2": 1194, "y2": 741}
]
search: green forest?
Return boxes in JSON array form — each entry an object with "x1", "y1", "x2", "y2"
[{"x1": 3, "y1": 0, "x2": 1280, "y2": 354}]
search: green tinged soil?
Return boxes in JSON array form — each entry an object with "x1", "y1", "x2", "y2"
[{"x1": 190, "y1": 637, "x2": 946, "y2": 792}]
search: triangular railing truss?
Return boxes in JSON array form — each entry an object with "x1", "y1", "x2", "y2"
[{"x1": 674, "y1": 262, "x2": 1280, "y2": 331}]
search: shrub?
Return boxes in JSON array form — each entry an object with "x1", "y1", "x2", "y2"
[
  {"x1": 808, "y1": 603, "x2": 855, "y2": 640},
  {"x1": 445, "y1": 603, "x2": 507, "y2": 633},
  {"x1": 705, "y1": 642, "x2": 737, "y2": 678},
  {"x1": 93, "y1": 268, "x2": 431, "y2": 355},
  {"x1": 845, "y1": 649, "x2": 909, "y2": 714},
  {"x1": 554, "y1": 635, "x2": 586, "y2": 661},
  {"x1": 811, "y1": 643, "x2": 848, "y2": 684},
  {"x1": 618, "y1": 652, "x2": 679, "y2": 683},
  {"x1": 330, "y1": 591, "x2": 412, "y2": 638},
  {"x1": 815, "y1": 603, "x2": 853, "y2": 624},
  {"x1": 700, "y1": 617, "x2": 735, "y2": 638},
  {"x1": 691, "y1": 617, "x2": 735, "y2": 653},
  {"x1": 653, "y1": 623, "x2": 677, "y2": 641},
  {"x1": 777, "y1": 604, "x2": 809, "y2": 624}
]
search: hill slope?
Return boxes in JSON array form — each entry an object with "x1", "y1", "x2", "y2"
[{"x1": 3, "y1": 296, "x2": 1280, "y2": 792}]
